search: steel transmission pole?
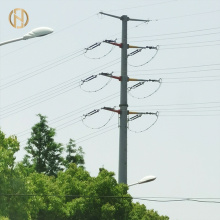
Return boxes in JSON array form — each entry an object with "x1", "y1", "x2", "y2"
[
  {"x1": 100, "y1": 12, "x2": 150, "y2": 184},
  {"x1": 119, "y1": 15, "x2": 129, "y2": 184}
]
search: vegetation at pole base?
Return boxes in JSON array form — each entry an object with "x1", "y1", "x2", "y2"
[{"x1": 0, "y1": 116, "x2": 169, "y2": 220}]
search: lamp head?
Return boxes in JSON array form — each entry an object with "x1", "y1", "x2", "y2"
[
  {"x1": 138, "y1": 175, "x2": 156, "y2": 184},
  {"x1": 23, "y1": 27, "x2": 53, "y2": 40}
]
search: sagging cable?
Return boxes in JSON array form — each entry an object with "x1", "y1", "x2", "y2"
[
  {"x1": 83, "y1": 109, "x2": 100, "y2": 119},
  {"x1": 82, "y1": 108, "x2": 115, "y2": 129},
  {"x1": 129, "y1": 114, "x2": 142, "y2": 121},
  {"x1": 81, "y1": 75, "x2": 97, "y2": 84},
  {"x1": 80, "y1": 73, "x2": 113, "y2": 92},
  {"x1": 85, "y1": 42, "x2": 101, "y2": 51},
  {"x1": 128, "y1": 82, "x2": 145, "y2": 91},
  {"x1": 128, "y1": 49, "x2": 142, "y2": 57},
  {"x1": 128, "y1": 78, "x2": 162, "y2": 99},
  {"x1": 84, "y1": 39, "x2": 116, "y2": 60},
  {"x1": 128, "y1": 111, "x2": 159, "y2": 133},
  {"x1": 129, "y1": 45, "x2": 159, "y2": 67}
]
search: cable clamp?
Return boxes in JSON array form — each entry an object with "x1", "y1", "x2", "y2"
[
  {"x1": 148, "y1": 79, "x2": 161, "y2": 83},
  {"x1": 145, "y1": 111, "x2": 159, "y2": 116},
  {"x1": 103, "y1": 39, "x2": 116, "y2": 44},
  {"x1": 99, "y1": 72, "x2": 113, "y2": 77},
  {"x1": 145, "y1": 45, "x2": 158, "y2": 50}
]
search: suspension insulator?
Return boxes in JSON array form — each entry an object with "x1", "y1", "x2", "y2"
[
  {"x1": 81, "y1": 75, "x2": 97, "y2": 83},
  {"x1": 85, "y1": 42, "x2": 101, "y2": 51},
  {"x1": 128, "y1": 114, "x2": 142, "y2": 121},
  {"x1": 83, "y1": 109, "x2": 100, "y2": 118}
]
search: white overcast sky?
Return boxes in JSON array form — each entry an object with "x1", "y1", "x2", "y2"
[{"x1": 1, "y1": 0, "x2": 220, "y2": 219}]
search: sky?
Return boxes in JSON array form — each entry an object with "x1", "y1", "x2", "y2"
[{"x1": 1, "y1": 0, "x2": 220, "y2": 219}]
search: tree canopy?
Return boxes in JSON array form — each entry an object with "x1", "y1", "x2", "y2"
[
  {"x1": 0, "y1": 115, "x2": 169, "y2": 220},
  {"x1": 23, "y1": 114, "x2": 84, "y2": 176}
]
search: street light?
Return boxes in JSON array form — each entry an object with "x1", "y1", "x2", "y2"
[
  {"x1": 0, "y1": 27, "x2": 53, "y2": 47},
  {"x1": 128, "y1": 175, "x2": 156, "y2": 187}
]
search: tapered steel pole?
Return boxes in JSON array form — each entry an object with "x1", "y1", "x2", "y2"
[
  {"x1": 119, "y1": 15, "x2": 129, "y2": 184},
  {"x1": 99, "y1": 12, "x2": 150, "y2": 184}
]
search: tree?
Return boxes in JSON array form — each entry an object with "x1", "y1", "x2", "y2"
[
  {"x1": 23, "y1": 165, "x2": 169, "y2": 220},
  {"x1": 23, "y1": 114, "x2": 64, "y2": 176},
  {"x1": 129, "y1": 203, "x2": 169, "y2": 220},
  {"x1": 0, "y1": 127, "x2": 169, "y2": 220},
  {"x1": 64, "y1": 139, "x2": 85, "y2": 169},
  {"x1": 0, "y1": 130, "x2": 29, "y2": 220}
]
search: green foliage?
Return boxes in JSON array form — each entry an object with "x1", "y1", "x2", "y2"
[
  {"x1": 0, "y1": 217, "x2": 9, "y2": 220},
  {"x1": 0, "y1": 130, "x2": 29, "y2": 220},
  {"x1": 23, "y1": 115, "x2": 85, "y2": 176},
  {"x1": 64, "y1": 139, "x2": 85, "y2": 169},
  {"x1": 129, "y1": 203, "x2": 170, "y2": 220},
  {"x1": 23, "y1": 114, "x2": 64, "y2": 176},
  {"x1": 0, "y1": 128, "x2": 169, "y2": 220}
]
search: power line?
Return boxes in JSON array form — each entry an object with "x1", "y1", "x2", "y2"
[
  {"x1": 74, "y1": 124, "x2": 117, "y2": 145},
  {"x1": 1, "y1": 80, "x2": 79, "y2": 113},
  {"x1": 131, "y1": 106, "x2": 220, "y2": 112},
  {"x1": 1, "y1": 48, "x2": 84, "y2": 81},
  {"x1": 130, "y1": 101, "x2": 220, "y2": 107},
  {"x1": 127, "y1": 63, "x2": 220, "y2": 72},
  {"x1": 160, "y1": 114, "x2": 220, "y2": 117},
  {"x1": 106, "y1": 0, "x2": 177, "y2": 13},
  {"x1": 0, "y1": 194, "x2": 219, "y2": 204},
  {"x1": 163, "y1": 78, "x2": 220, "y2": 83},
  {"x1": 161, "y1": 39, "x2": 220, "y2": 47},
  {"x1": 19, "y1": 123, "x2": 118, "y2": 147},
  {"x1": 1, "y1": 50, "x2": 85, "y2": 90},
  {"x1": 131, "y1": 105, "x2": 220, "y2": 111},
  {"x1": 0, "y1": 58, "x2": 120, "y2": 118},
  {"x1": 16, "y1": 92, "x2": 119, "y2": 137},
  {"x1": 129, "y1": 68, "x2": 220, "y2": 76},
  {"x1": 161, "y1": 42, "x2": 220, "y2": 50},
  {"x1": 157, "y1": 9, "x2": 220, "y2": 21},
  {"x1": 3, "y1": 62, "x2": 219, "y2": 120},
  {"x1": 0, "y1": 84, "x2": 80, "y2": 119},
  {"x1": 129, "y1": 26, "x2": 220, "y2": 39},
  {"x1": 163, "y1": 75, "x2": 220, "y2": 81},
  {"x1": 130, "y1": 31, "x2": 220, "y2": 42}
]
